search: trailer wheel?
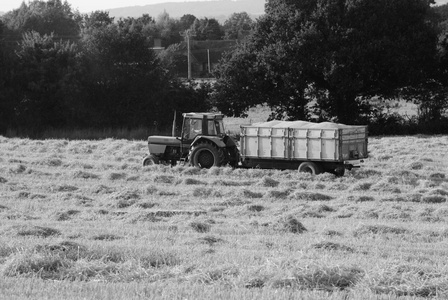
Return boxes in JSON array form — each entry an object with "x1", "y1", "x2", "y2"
[
  {"x1": 189, "y1": 142, "x2": 223, "y2": 168},
  {"x1": 143, "y1": 155, "x2": 159, "y2": 166},
  {"x1": 333, "y1": 166, "x2": 345, "y2": 177},
  {"x1": 298, "y1": 162, "x2": 322, "y2": 175}
]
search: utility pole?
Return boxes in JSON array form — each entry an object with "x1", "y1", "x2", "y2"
[
  {"x1": 180, "y1": 29, "x2": 196, "y2": 79},
  {"x1": 207, "y1": 49, "x2": 211, "y2": 74}
]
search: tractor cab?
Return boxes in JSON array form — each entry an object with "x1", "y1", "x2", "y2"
[{"x1": 181, "y1": 113, "x2": 225, "y2": 142}]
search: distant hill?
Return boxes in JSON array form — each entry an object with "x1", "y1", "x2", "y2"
[{"x1": 107, "y1": 0, "x2": 266, "y2": 23}]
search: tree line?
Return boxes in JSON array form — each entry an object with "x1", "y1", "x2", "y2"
[
  {"x1": 212, "y1": 0, "x2": 448, "y2": 134},
  {"x1": 1, "y1": 0, "x2": 448, "y2": 136},
  {"x1": 0, "y1": 0, "x2": 253, "y2": 135}
]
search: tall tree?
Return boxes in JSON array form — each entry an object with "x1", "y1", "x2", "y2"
[
  {"x1": 192, "y1": 18, "x2": 223, "y2": 40},
  {"x1": 13, "y1": 31, "x2": 79, "y2": 129},
  {"x1": 117, "y1": 14, "x2": 157, "y2": 46},
  {"x1": 79, "y1": 11, "x2": 206, "y2": 129},
  {"x1": 1, "y1": 0, "x2": 81, "y2": 42},
  {"x1": 214, "y1": 0, "x2": 439, "y2": 124},
  {"x1": 223, "y1": 12, "x2": 254, "y2": 40},
  {"x1": 0, "y1": 20, "x2": 16, "y2": 132},
  {"x1": 179, "y1": 14, "x2": 197, "y2": 31},
  {"x1": 400, "y1": 3, "x2": 448, "y2": 126},
  {"x1": 155, "y1": 10, "x2": 182, "y2": 46},
  {"x1": 81, "y1": 10, "x2": 114, "y2": 30}
]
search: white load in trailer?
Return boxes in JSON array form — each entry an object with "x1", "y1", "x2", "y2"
[{"x1": 239, "y1": 120, "x2": 368, "y2": 176}]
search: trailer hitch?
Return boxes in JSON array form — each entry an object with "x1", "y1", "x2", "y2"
[{"x1": 344, "y1": 164, "x2": 361, "y2": 170}]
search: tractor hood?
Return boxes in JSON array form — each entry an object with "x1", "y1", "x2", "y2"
[{"x1": 148, "y1": 136, "x2": 182, "y2": 147}]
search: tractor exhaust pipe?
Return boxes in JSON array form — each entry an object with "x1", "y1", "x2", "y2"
[{"x1": 172, "y1": 110, "x2": 176, "y2": 137}]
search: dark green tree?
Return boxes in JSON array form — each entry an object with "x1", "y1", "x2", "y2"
[
  {"x1": 398, "y1": 3, "x2": 448, "y2": 128},
  {"x1": 81, "y1": 10, "x2": 114, "y2": 30},
  {"x1": 179, "y1": 14, "x2": 197, "y2": 31},
  {"x1": 0, "y1": 20, "x2": 16, "y2": 132},
  {"x1": 158, "y1": 43, "x2": 187, "y2": 76},
  {"x1": 192, "y1": 18, "x2": 223, "y2": 40},
  {"x1": 155, "y1": 10, "x2": 182, "y2": 46},
  {"x1": 117, "y1": 14, "x2": 158, "y2": 47},
  {"x1": 223, "y1": 12, "x2": 254, "y2": 40},
  {"x1": 214, "y1": 0, "x2": 439, "y2": 124},
  {"x1": 1, "y1": 0, "x2": 81, "y2": 42},
  {"x1": 13, "y1": 31, "x2": 80, "y2": 130},
  {"x1": 79, "y1": 11, "x2": 209, "y2": 129}
]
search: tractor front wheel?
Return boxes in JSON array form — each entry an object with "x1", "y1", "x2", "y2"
[
  {"x1": 143, "y1": 155, "x2": 159, "y2": 167},
  {"x1": 189, "y1": 142, "x2": 223, "y2": 168}
]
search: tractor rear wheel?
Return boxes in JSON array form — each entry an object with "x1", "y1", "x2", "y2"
[
  {"x1": 189, "y1": 142, "x2": 224, "y2": 168},
  {"x1": 143, "y1": 155, "x2": 159, "y2": 166},
  {"x1": 298, "y1": 162, "x2": 322, "y2": 175}
]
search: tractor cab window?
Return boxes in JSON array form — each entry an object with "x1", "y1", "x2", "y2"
[
  {"x1": 183, "y1": 118, "x2": 202, "y2": 140},
  {"x1": 217, "y1": 120, "x2": 225, "y2": 135},
  {"x1": 207, "y1": 120, "x2": 217, "y2": 135},
  {"x1": 208, "y1": 119, "x2": 225, "y2": 135}
]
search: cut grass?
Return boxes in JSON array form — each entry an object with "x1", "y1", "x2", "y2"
[
  {"x1": 311, "y1": 241, "x2": 355, "y2": 252},
  {"x1": 1, "y1": 135, "x2": 448, "y2": 299},
  {"x1": 190, "y1": 222, "x2": 212, "y2": 233},
  {"x1": 277, "y1": 216, "x2": 307, "y2": 234},
  {"x1": 365, "y1": 264, "x2": 448, "y2": 297},
  {"x1": 353, "y1": 224, "x2": 409, "y2": 236},
  {"x1": 5, "y1": 225, "x2": 61, "y2": 238},
  {"x1": 290, "y1": 192, "x2": 333, "y2": 201},
  {"x1": 2, "y1": 243, "x2": 181, "y2": 282},
  {"x1": 270, "y1": 265, "x2": 364, "y2": 291},
  {"x1": 184, "y1": 178, "x2": 207, "y2": 185}
]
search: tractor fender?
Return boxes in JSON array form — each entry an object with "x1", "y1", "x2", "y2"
[{"x1": 191, "y1": 136, "x2": 226, "y2": 148}]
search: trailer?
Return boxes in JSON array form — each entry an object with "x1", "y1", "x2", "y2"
[{"x1": 238, "y1": 120, "x2": 368, "y2": 176}]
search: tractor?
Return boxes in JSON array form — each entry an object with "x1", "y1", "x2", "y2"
[{"x1": 143, "y1": 112, "x2": 239, "y2": 168}]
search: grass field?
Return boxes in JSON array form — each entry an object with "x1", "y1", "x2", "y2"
[{"x1": 1, "y1": 134, "x2": 448, "y2": 299}]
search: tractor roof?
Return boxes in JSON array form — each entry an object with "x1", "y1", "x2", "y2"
[{"x1": 183, "y1": 112, "x2": 224, "y2": 119}]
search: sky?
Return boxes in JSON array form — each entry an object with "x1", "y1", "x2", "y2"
[
  {"x1": 1, "y1": 0, "x2": 448, "y2": 13},
  {"x1": 0, "y1": 0, "x2": 182, "y2": 13}
]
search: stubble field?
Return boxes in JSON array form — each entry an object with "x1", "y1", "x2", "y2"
[{"x1": 0, "y1": 134, "x2": 448, "y2": 299}]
